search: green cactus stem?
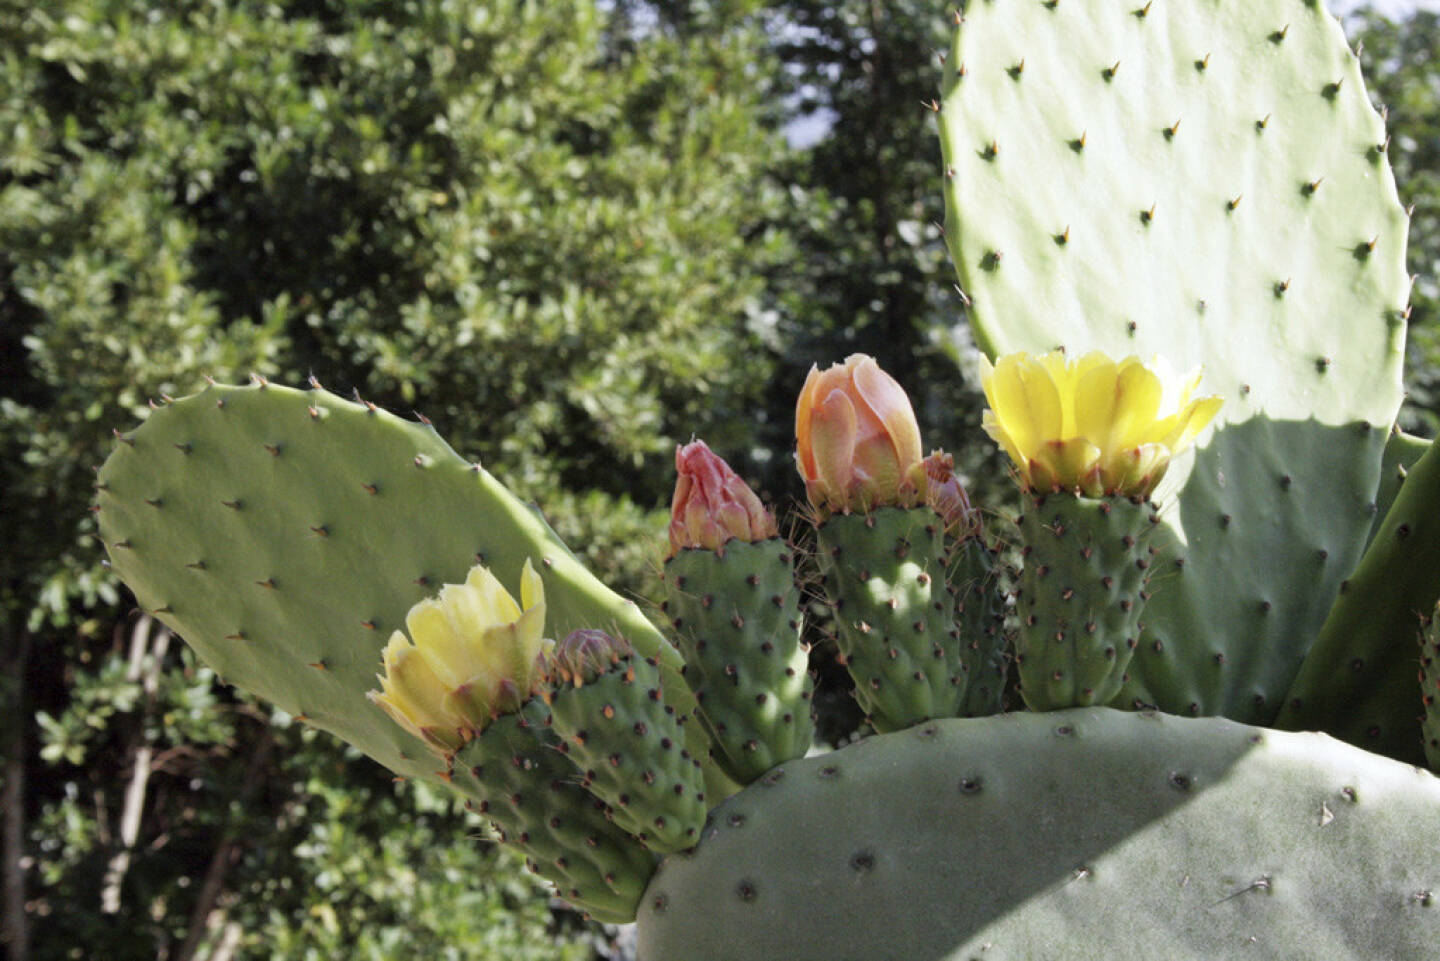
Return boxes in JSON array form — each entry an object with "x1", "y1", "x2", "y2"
[
  {"x1": 1278, "y1": 432, "x2": 1440, "y2": 763},
  {"x1": 662, "y1": 539, "x2": 815, "y2": 786},
  {"x1": 1014, "y1": 493, "x2": 1157, "y2": 710},
  {"x1": 939, "y1": 0, "x2": 1408, "y2": 726},
  {"x1": 543, "y1": 633, "x2": 708, "y2": 854},
  {"x1": 637, "y1": 709, "x2": 1440, "y2": 960},
  {"x1": 451, "y1": 701, "x2": 656, "y2": 923},
  {"x1": 95, "y1": 381, "x2": 705, "y2": 785},
  {"x1": 815, "y1": 507, "x2": 974, "y2": 731}
]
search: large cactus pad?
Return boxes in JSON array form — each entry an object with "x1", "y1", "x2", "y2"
[
  {"x1": 638, "y1": 709, "x2": 1440, "y2": 960},
  {"x1": 96, "y1": 382, "x2": 693, "y2": 785},
  {"x1": 939, "y1": 0, "x2": 1409, "y2": 724}
]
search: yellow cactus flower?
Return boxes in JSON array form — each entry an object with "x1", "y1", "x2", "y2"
[
  {"x1": 369, "y1": 560, "x2": 547, "y2": 754},
  {"x1": 980, "y1": 350, "x2": 1223, "y2": 498}
]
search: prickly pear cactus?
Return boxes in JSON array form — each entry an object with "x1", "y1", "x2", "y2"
[
  {"x1": 449, "y1": 702, "x2": 655, "y2": 924},
  {"x1": 815, "y1": 508, "x2": 971, "y2": 731},
  {"x1": 544, "y1": 641, "x2": 708, "y2": 854},
  {"x1": 939, "y1": 0, "x2": 1409, "y2": 729},
  {"x1": 1278, "y1": 432, "x2": 1440, "y2": 760},
  {"x1": 1014, "y1": 494, "x2": 1157, "y2": 709},
  {"x1": 638, "y1": 710, "x2": 1440, "y2": 961},
  {"x1": 95, "y1": 381, "x2": 700, "y2": 786},
  {"x1": 91, "y1": 0, "x2": 1440, "y2": 950}
]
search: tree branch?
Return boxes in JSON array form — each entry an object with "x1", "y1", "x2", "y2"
[
  {"x1": 172, "y1": 731, "x2": 273, "y2": 961},
  {"x1": 100, "y1": 617, "x2": 171, "y2": 915}
]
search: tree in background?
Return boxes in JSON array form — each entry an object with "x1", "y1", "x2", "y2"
[{"x1": 0, "y1": 1, "x2": 785, "y2": 957}]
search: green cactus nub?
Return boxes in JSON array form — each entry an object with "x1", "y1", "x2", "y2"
[
  {"x1": 1015, "y1": 494, "x2": 1156, "y2": 711},
  {"x1": 816, "y1": 506, "x2": 974, "y2": 731},
  {"x1": 543, "y1": 644, "x2": 707, "y2": 854},
  {"x1": 662, "y1": 538, "x2": 815, "y2": 786},
  {"x1": 453, "y1": 700, "x2": 656, "y2": 924}
]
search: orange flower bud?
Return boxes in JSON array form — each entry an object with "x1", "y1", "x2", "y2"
[
  {"x1": 795, "y1": 354, "x2": 924, "y2": 514},
  {"x1": 668, "y1": 440, "x2": 777, "y2": 555}
]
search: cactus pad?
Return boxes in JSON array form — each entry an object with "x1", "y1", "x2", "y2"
[
  {"x1": 815, "y1": 508, "x2": 970, "y2": 730},
  {"x1": 638, "y1": 709, "x2": 1440, "y2": 960},
  {"x1": 96, "y1": 382, "x2": 693, "y2": 785},
  {"x1": 452, "y1": 704, "x2": 655, "y2": 923},
  {"x1": 662, "y1": 540, "x2": 815, "y2": 786},
  {"x1": 1015, "y1": 494, "x2": 1156, "y2": 710},
  {"x1": 1278, "y1": 433, "x2": 1440, "y2": 762},
  {"x1": 545, "y1": 653, "x2": 707, "y2": 854},
  {"x1": 939, "y1": 0, "x2": 1408, "y2": 723}
]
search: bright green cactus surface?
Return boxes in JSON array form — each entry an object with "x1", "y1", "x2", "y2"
[
  {"x1": 451, "y1": 703, "x2": 656, "y2": 924},
  {"x1": 1015, "y1": 493, "x2": 1156, "y2": 710},
  {"x1": 545, "y1": 654, "x2": 708, "y2": 854},
  {"x1": 938, "y1": 0, "x2": 1409, "y2": 726},
  {"x1": 815, "y1": 508, "x2": 971, "y2": 731},
  {"x1": 662, "y1": 540, "x2": 815, "y2": 786},
  {"x1": 637, "y1": 708, "x2": 1440, "y2": 961},
  {"x1": 95, "y1": 381, "x2": 698, "y2": 786}
]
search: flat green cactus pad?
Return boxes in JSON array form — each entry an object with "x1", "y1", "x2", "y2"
[
  {"x1": 938, "y1": 0, "x2": 1409, "y2": 725},
  {"x1": 96, "y1": 381, "x2": 690, "y2": 785},
  {"x1": 637, "y1": 709, "x2": 1440, "y2": 961}
]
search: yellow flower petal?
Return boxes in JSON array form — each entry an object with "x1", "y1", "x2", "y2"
[
  {"x1": 989, "y1": 353, "x2": 1063, "y2": 461},
  {"x1": 982, "y1": 349, "x2": 1223, "y2": 497},
  {"x1": 370, "y1": 561, "x2": 549, "y2": 753}
]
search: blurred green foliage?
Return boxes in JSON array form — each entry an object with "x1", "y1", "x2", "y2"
[
  {"x1": 2, "y1": 0, "x2": 783, "y2": 957},
  {"x1": 2, "y1": 1, "x2": 1437, "y2": 959}
]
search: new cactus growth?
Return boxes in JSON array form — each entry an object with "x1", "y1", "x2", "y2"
[
  {"x1": 452, "y1": 700, "x2": 657, "y2": 924},
  {"x1": 662, "y1": 442, "x2": 815, "y2": 786},
  {"x1": 91, "y1": 0, "x2": 1440, "y2": 952},
  {"x1": 798, "y1": 356, "x2": 989, "y2": 730},
  {"x1": 543, "y1": 630, "x2": 708, "y2": 854},
  {"x1": 984, "y1": 350, "x2": 1221, "y2": 709}
]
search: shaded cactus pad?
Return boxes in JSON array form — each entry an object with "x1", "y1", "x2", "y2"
[{"x1": 638, "y1": 709, "x2": 1440, "y2": 961}]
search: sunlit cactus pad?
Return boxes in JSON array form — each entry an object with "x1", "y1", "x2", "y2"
[
  {"x1": 938, "y1": 0, "x2": 1409, "y2": 727},
  {"x1": 95, "y1": 381, "x2": 690, "y2": 784},
  {"x1": 637, "y1": 709, "x2": 1440, "y2": 961}
]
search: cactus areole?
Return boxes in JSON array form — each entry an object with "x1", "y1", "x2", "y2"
[{"x1": 95, "y1": 0, "x2": 1440, "y2": 955}]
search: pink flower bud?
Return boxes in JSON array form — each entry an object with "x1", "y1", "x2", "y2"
[
  {"x1": 921, "y1": 450, "x2": 980, "y2": 538},
  {"x1": 795, "y1": 354, "x2": 924, "y2": 514},
  {"x1": 549, "y1": 629, "x2": 634, "y2": 687},
  {"x1": 668, "y1": 440, "x2": 778, "y2": 556}
]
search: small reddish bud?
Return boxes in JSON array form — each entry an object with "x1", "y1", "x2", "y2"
[
  {"x1": 550, "y1": 629, "x2": 634, "y2": 687},
  {"x1": 921, "y1": 450, "x2": 980, "y2": 538},
  {"x1": 668, "y1": 440, "x2": 777, "y2": 556}
]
